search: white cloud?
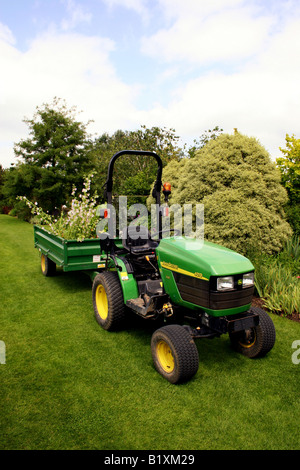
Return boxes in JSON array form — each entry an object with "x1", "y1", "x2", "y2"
[
  {"x1": 0, "y1": 22, "x2": 16, "y2": 45},
  {"x1": 132, "y1": 0, "x2": 300, "y2": 158},
  {"x1": 142, "y1": 1, "x2": 274, "y2": 65},
  {"x1": 61, "y1": 0, "x2": 92, "y2": 30},
  {"x1": 102, "y1": 0, "x2": 150, "y2": 22},
  {"x1": 137, "y1": 12, "x2": 300, "y2": 159},
  {"x1": 157, "y1": 0, "x2": 243, "y2": 19},
  {"x1": 0, "y1": 28, "x2": 140, "y2": 168}
]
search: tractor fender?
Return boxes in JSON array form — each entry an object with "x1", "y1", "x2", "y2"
[{"x1": 114, "y1": 257, "x2": 139, "y2": 303}]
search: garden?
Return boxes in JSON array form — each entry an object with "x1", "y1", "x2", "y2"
[{"x1": 0, "y1": 99, "x2": 299, "y2": 450}]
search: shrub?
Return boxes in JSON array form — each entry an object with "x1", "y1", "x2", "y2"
[
  {"x1": 8, "y1": 200, "x2": 32, "y2": 221},
  {"x1": 284, "y1": 203, "x2": 300, "y2": 236},
  {"x1": 158, "y1": 132, "x2": 292, "y2": 255},
  {"x1": 17, "y1": 173, "x2": 99, "y2": 241}
]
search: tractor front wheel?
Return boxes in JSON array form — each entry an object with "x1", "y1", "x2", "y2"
[
  {"x1": 92, "y1": 272, "x2": 125, "y2": 331},
  {"x1": 151, "y1": 324, "x2": 199, "y2": 384},
  {"x1": 229, "y1": 307, "x2": 276, "y2": 358}
]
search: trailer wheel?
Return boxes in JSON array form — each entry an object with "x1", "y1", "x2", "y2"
[
  {"x1": 151, "y1": 325, "x2": 199, "y2": 384},
  {"x1": 229, "y1": 307, "x2": 276, "y2": 358},
  {"x1": 41, "y1": 254, "x2": 56, "y2": 276},
  {"x1": 92, "y1": 272, "x2": 125, "y2": 331}
]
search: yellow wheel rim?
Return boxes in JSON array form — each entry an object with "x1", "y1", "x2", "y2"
[
  {"x1": 156, "y1": 340, "x2": 175, "y2": 373},
  {"x1": 41, "y1": 254, "x2": 46, "y2": 273},
  {"x1": 239, "y1": 329, "x2": 257, "y2": 349},
  {"x1": 95, "y1": 285, "x2": 108, "y2": 320}
]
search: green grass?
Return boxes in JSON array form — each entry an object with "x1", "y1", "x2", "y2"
[{"x1": 1, "y1": 214, "x2": 300, "y2": 450}]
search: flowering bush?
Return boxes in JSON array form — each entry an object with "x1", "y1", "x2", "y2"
[{"x1": 18, "y1": 173, "x2": 99, "y2": 241}]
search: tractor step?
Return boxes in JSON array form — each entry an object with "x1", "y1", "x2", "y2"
[{"x1": 126, "y1": 297, "x2": 156, "y2": 318}]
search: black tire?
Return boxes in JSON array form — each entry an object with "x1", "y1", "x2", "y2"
[
  {"x1": 229, "y1": 307, "x2": 276, "y2": 358},
  {"x1": 41, "y1": 254, "x2": 56, "y2": 276},
  {"x1": 92, "y1": 271, "x2": 126, "y2": 331},
  {"x1": 151, "y1": 324, "x2": 199, "y2": 384}
]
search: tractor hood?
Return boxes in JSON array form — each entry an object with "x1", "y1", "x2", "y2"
[{"x1": 156, "y1": 237, "x2": 254, "y2": 280}]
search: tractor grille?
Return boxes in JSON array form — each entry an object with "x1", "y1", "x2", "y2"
[
  {"x1": 173, "y1": 272, "x2": 254, "y2": 310},
  {"x1": 209, "y1": 287, "x2": 254, "y2": 310},
  {"x1": 173, "y1": 272, "x2": 210, "y2": 308}
]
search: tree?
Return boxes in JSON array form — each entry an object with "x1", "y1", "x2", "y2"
[
  {"x1": 187, "y1": 125, "x2": 223, "y2": 158},
  {"x1": 276, "y1": 134, "x2": 300, "y2": 235},
  {"x1": 277, "y1": 134, "x2": 300, "y2": 202},
  {"x1": 0, "y1": 164, "x2": 8, "y2": 213},
  {"x1": 13, "y1": 97, "x2": 95, "y2": 213},
  {"x1": 90, "y1": 125, "x2": 181, "y2": 204},
  {"x1": 159, "y1": 132, "x2": 292, "y2": 255},
  {"x1": 1, "y1": 163, "x2": 40, "y2": 219}
]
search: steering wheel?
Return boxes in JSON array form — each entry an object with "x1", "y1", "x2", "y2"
[{"x1": 151, "y1": 228, "x2": 181, "y2": 239}]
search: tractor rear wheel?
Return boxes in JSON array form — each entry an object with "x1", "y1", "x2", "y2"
[
  {"x1": 229, "y1": 307, "x2": 276, "y2": 358},
  {"x1": 151, "y1": 324, "x2": 199, "y2": 383},
  {"x1": 92, "y1": 272, "x2": 125, "y2": 331}
]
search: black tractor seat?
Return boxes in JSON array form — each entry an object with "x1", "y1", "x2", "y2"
[{"x1": 122, "y1": 225, "x2": 159, "y2": 255}]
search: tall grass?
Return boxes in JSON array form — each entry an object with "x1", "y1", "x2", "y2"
[{"x1": 250, "y1": 236, "x2": 300, "y2": 317}]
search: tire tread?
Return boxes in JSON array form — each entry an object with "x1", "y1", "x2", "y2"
[{"x1": 151, "y1": 324, "x2": 199, "y2": 383}]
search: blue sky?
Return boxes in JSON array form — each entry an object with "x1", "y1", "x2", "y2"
[{"x1": 1, "y1": 0, "x2": 300, "y2": 167}]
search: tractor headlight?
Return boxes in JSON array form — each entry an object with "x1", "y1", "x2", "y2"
[
  {"x1": 217, "y1": 276, "x2": 234, "y2": 291},
  {"x1": 242, "y1": 272, "x2": 254, "y2": 288}
]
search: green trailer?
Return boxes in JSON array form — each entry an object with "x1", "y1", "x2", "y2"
[
  {"x1": 34, "y1": 225, "x2": 105, "y2": 277},
  {"x1": 34, "y1": 150, "x2": 276, "y2": 384}
]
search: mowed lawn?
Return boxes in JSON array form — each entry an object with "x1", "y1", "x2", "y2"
[{"x1": 0, "y1": 214, "x2": 300, "y2": 450}]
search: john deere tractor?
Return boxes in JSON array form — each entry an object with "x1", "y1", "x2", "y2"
[{"x1": 92, "y1": 150, "x2": 275, "y2": 383}]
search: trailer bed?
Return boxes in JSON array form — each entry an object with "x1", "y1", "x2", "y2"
[{"x1": 34, "y1": 225, "x2": 104, "y2": 272}]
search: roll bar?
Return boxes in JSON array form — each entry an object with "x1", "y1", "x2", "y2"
[
  {"x1": 103, "y1": 149, "x2": 163, "y2": 237},
  {"x1": 104, "y1": 150, "x2": 163, "y2": 205}
]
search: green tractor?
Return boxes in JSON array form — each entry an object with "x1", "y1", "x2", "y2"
[{"x1": 92, "y1": 150, "x2": 275, "y2": 383}]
